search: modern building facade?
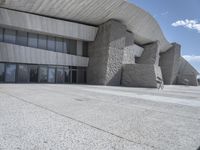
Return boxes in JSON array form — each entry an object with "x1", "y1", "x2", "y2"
[{"x1": 0, "y1": 0, "x2": 199, "y2": 87}]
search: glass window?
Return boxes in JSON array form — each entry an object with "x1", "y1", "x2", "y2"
[
  {"x1": 5, "y1": 64, "x2": 16, "y2": 83},
  {"x1": 16, "y1": 31, "x2": 28, "y2": 46},
  {"x1": 83, "y1": 42, "x2": 88, "y2": 57},
  {"x1": 64, "y1": 67, "x2": 70, "y2": 83},
  {"x1": 28, "y1": 33, "x2": 38, "y2": 48},
  {"x1": 17, "y1": 64, "x2": 29, "y2": 83},
  {"x1": 0, "y1": 63, "x2": 5, "y2": 82},
  {"x1": 29, "y1": 65, "x2": 38, "y2": 83},
  {"x1": 78, "y1": 68, "x2": 86, "y2": 84},
  {"x1": 68, "y1": 39, "x2": 77, "y2": 55},
  {"x1": 0, "y1": 28, "x2": 3, "y2": 42},
  {"x1": 63, "y1": 39, "x2": 68, "y2": 53},
  {"x1": 38, "y1": 35, "x2": 47, "y2": 49},
  {"x1": 71, "y1": 70, "x2": 77, "y2": 83},
  {"x1": 56, "y1": 37, "x2": 63, "y2": 52},
  {"x1": 48, "y1": 67, "x2": 56, "y2": 83},
  {"x1": 56, "y1": 67, "x2": 64, "y2": 83},
  {"x1": 39, "y1": 66, "x2": 48, "y2": 83},
  {"x1": 47, "y1": 36, "x2": 56, "y2": 51},
  {"x1": 4, "y1": 29, "x2": 16, "y2": 44}
]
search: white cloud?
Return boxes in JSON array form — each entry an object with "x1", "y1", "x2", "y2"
[
  {"x1": 183, "y1": 55, "x2": 200, "y2": 62},
  {"x1": 172, "y1": 19, "x2": 200, "y2": 33}
]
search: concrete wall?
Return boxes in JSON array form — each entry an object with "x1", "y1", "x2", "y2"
[
  {"x1": 0, "y1": 42, "x2": 89, "y2": 67},
  {"x1": 159, "y1": 43, "x2": 181, "y2": 84},
  {"x1": 121, "y1": 64, "x2": 162, "y2": 88},
  {"x1": 0, "y1": 8, "x2": 98, "y2": 41},
  {"x1": 87, "y1": 20, "x2": 126, "y2": 85},
  {"x1": 176, "y1": 57, "x2": 199, "y2": 86}
]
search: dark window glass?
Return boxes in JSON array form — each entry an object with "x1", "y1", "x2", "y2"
[
  {"x1": 28, "y1": 33, "x2": 38, "y2": 48},
  {"x1": 0, "y1": 63, "x2": 5, "y2": 82},
  {"x1": 47, "y1": 36, "x2": 56, "y2": 51},
  {"x1": 70, "y1": 69, "x2": 77, "y2": 84},
  {"x1": 5, "y1": 64, "x2": 16, "y2": 83},
  {"x1": 83, "y1": 42, "x2": 88, "y2": 57},
  {"x1": 29, "y1": 65, "x2": 38, "y2": 83},
  {"x1": 16, "y1": 31, "x2": 28, "y2": 46},
  {"x1": 64, "y1": 67, "x2": 70, "y2": 83},
  {"x1": 77, "y1": 41, "x2": 83, "y2": 56},
  {"x1": 38, "y1": 35, "x2": 47, "y2": 49},
  {"x1": 0, "y1": 28, "x2": 3, "y2": 42},
  {"x1": 78, "y1": 68, "x2": 86, "y2": 84},
  {"x1": 48, "y1": 67, "x2": 56, "y2": 83},
  {"x1": 56, "y1": 37, "x2": 63, "y2": 52},
  {"x1": 68, "y1": 39, "x2": 77, "y2": 55},
  {"x1": 17, "y1": 64, "x2": 29, "y2": 83},
  {"x1": 39, "y1": 66, "x2": 48, "y2": 83},
  {"x1": 4, "y1": 29, "x2": 16, "y2": 44},
  {"x1": 63, "y1": 39, "x2": 68, "y2": 53},
  {"x1": 56, "y1": 67, "x2": 64, "y2": 83}
]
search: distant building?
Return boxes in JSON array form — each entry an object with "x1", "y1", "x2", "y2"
[{"x1": 0, "y1": 0, "x2": 199, "y2": 87}]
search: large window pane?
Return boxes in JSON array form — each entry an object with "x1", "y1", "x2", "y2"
[
  {"x1": 83, "y1": 42, "x2": 88, "y2": 57},
  {"x1": 29, "y1": 65, "x2": 38, "y2": 83},
  {"x1": 68, "y1": 39, "x2": 77, "y2": 55},
  {"x1": 48, "y1": 67, "x2": 56, "y2": 83},
  {"x1": 63, "y1": 39, "x2": 68, "y2": 53},
  {"x1": 0, "y1": 63, "x2": 5, "y2": 82},
  {"x1": 56, "y1": 67, "x2": 64, "y2": 83},
  {"x1": 5, "y1": 64, "x2": 16, "y2": 83},
  {"x1": 28, "y1": 33, "x2": 38, "y2": 48},
  {"x1": 39, "y1": 66, "x2": 48, "y2": 83},
  {"x1": 47, "y1": 36, "x2": 56, "y2": 51},
  {"x1": 64, "y1": 67, "x2": 70, "y2": 83},
  {"x1": 38, "y1": 35, "x2": 47, "y2": 49},
  {"x1": 56, "y1": 37, "x2": 63, "y2": 52},
  {"x1": 17, "y1": 64, "x2": 29, "y2": 83},
  {"x1": 78, "y1": 68, "x2": 86, "y2": 84},
  {"x1": 16, "y1": 31, "x2": 28, "y2": 46},
  {"x1": 71, "y1": 70, "x2": 77, "y2": 83},
  {"x1": 0, "y1": 28, "x2": 3, "y2": 42},
  {"x1": 4, "y1": 29, "x2": 16, "y2": 44}
]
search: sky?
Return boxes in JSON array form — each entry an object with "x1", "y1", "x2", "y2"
[{"x1": 129, "y1": 0, "x2": 200, "y2": 73}]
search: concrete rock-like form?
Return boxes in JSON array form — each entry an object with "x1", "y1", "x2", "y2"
[
  {"x1": 159, "y1": 43, "x2": 181, "y2": 84},
  {"x1": 137, "y1": 42, "x2": 160, "y2": 65},
  {"x1": 87, "y1": 20, "x2": 126, "y2": 85},
  {"x1": 176, "y1": 57, "x2": 199, "y2": 86},
  {"x1": 122, "y1": 64, "x2": 162, "y2": 88}
]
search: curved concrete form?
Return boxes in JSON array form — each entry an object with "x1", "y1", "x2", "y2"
[{"x1": 0, "y1": 0, "x2": 171, "y2": 52}]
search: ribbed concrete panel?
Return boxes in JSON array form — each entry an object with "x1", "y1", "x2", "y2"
[
  {"x1": 0, "y1": 0, "x2": 171, "y2": 52},
  {"x1": 0, "y1": 8, "x2": 97, "y2": 41},
  {"x1": 0, "y1": 42, "x2": 89, "y2": 67}
]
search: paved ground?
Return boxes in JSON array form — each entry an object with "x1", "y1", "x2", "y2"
[{"x1": 0, "y1": 84, "x2": 200, "y2": 150}]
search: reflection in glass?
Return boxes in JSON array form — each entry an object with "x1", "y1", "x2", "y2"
[
  {"x1": 47, "y1": 36, "x2": 56, "y2": 51},
  {"x1": 39, "y1": 66, "x2": 48, "y2": 83},
  {"x1": 4, "y1": 29, "x2": 16, "y2": 44},
  {"x1": 0, "y1": 63, "x2": 5, "y2": 82},
  {"x1": 56, "y1": 67, "x2": 64, "y2": 83},
  {"x1": 16, "y1": 31, "x2": 28, "y2": 46},
  {"x1": 0, "y1": 28, "x2": 3, "y2": 42},
  {"x1": 28, "y1": 33, "x2": 38, "y2": 48},
  {"x1": 29, "y1": 65, "x2": 38, "y2": 83},
  {"x1": 56, "y1": 37, "x2": 63, "y2": 52},
  {"x1": 17, "y1": 64, "x2": 29, "y2": 83},
  {"x1": 5, "y1": 64, "x2": 16, "y2": 83},
  {"x1": 48, "y1": 67, "x2": 56, "y2": 83},
  {"x1": 64, "y1": 67, "x2": 70, "y2": 83},
  {"x1": 38, "y1": 35, "x2": 47, "y2": 49}
]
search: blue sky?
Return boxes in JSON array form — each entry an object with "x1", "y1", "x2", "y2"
[{"x1": 129, "y1": 0, "x2": 200, "y2": 73}]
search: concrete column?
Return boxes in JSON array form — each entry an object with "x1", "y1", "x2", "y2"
[
  {"x1": 87, "y1": 20, "x2": 126, "y2": 85},
  {"x1": 137, "y1": 41, "x2": 160, "y2": 65},
  {"x1": 159, "y1": 43, "x2": 181, "y2": 84}
]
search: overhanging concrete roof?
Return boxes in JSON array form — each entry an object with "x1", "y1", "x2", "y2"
[{"x1": 0, "y1": 0, "x2": 172, "y2": 52}]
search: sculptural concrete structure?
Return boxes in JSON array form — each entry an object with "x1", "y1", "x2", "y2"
[{"x1": 0, "y1": 0, "x2": 199, "y2": 87}]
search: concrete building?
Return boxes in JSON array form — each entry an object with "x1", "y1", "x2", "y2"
[{"x1": 0, "y1": 0, "x2": 199, "y2": 87}]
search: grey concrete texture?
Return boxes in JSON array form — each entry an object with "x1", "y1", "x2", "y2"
[
  {"x1": 121, "y1": 64, "x2": 162, "y2": 88},
  {"x1": 0, "y1": 84, "x2": 200, "y2": 150},
  {"x1": 0, "y1": 43, "x2": 89, "y2": 67},
  {"x1": 87, "y1": 20, "x2": 126, "y2": 86},
  {"x1": 159, "y1": 43, "x2": 181, "y2": 85},
  {"x1": 176, "y1": 57, "x2": 199, "y2": 86},
  {"x1": 137, "y1": 42, "x2": 160, "y2": 65}
]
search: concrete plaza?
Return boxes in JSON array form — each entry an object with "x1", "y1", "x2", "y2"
[{"x1": 0, "y1": 84, "x2": 200, "y2": 150}]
